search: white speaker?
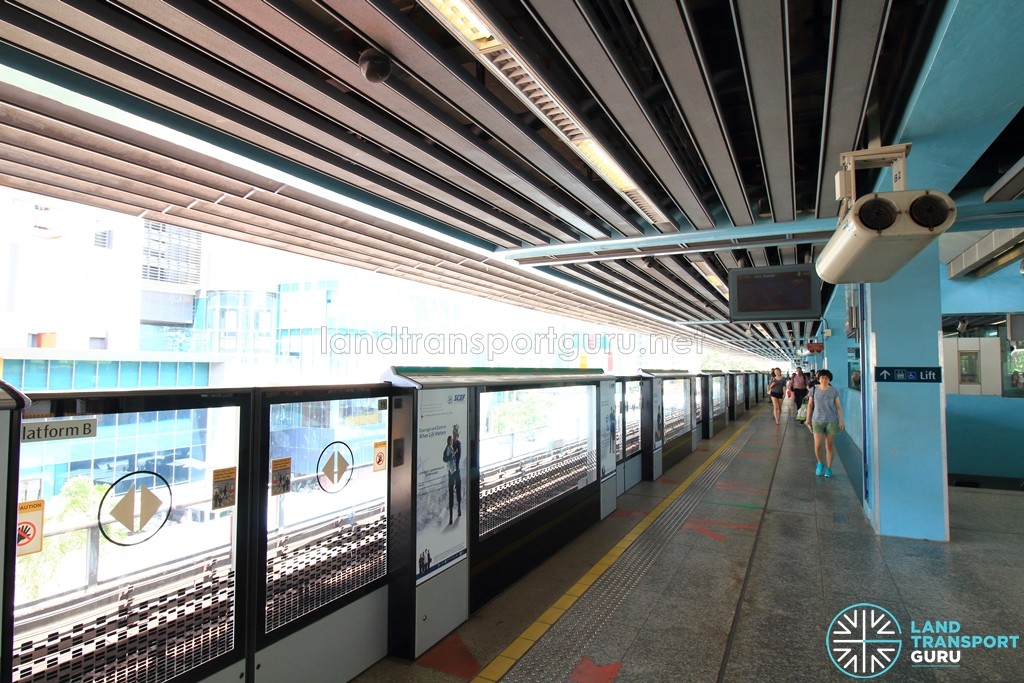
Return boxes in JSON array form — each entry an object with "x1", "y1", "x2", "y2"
[{"x1": 816, "y1": 190, "x2": 956, "y2": 284}]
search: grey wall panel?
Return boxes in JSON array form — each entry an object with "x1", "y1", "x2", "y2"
[
  {"x1": 254, "y1": 587, "x2": 388, "y2": 683},
  {"x1": 600, "y1": 475, "x2": 617, "y2": 519},
  {"x1": 415, "y1": 556, "x2": 469, "y2": 657}
]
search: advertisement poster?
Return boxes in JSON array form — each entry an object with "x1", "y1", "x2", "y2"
[
  {"x1": 416, "y1": 388, "x2": 468, "y2": 584},
  {"x1": 211, "y1": 467, "x2": 237, "y2": 510},
  {"x1": 653, "y1": 377, "x2": 664, "y2": 451},
  {"x1": 270, "y1": 458, "x2": 291, "y2": 496},
  {"x1": 599, "y1": 380, "x2": 616, "y2": 481}
]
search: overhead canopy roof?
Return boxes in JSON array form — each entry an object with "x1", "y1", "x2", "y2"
[{"x1": 1, "y1": 0, "x2": 1022, "y2": 362}]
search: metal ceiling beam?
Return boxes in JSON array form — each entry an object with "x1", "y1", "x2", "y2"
[
  {"x1": 0, "y1": 82, "x2": 520, "y2": 250},
  {"x1": 213, "y1": 0, "x2": 616, "y2": 242},
  {"x1": 568, "y1": 263, "x2": 686, "y2": 321},
  {"x1": 499, "y1": 218, "x2": 835, "y2": 262},
  {"x1": 522, "y1": 0, "x2": 714, "y2": 230},
  {"x1": 1, "y1": 2, "x2": 562, "y2": 246},
  {"x1": 984, "y1": 156, "x2": 1024, "y2": 202},
  {"x1": 0, "y1": 93, "x2": 699, "y2": 337},
  {"x1": 80, "y1": 0, "x2": 585, "y2": 243},
  {"x1": 330, "y1": 0, "x2": 646, "y2": 239},
  {"x1": 629, "y1": 0, "x2": 753, "y2": 227},
  {"x1": 815, "y1": 0, "x2": 890, "y2": 219},
  {"x1": 511, "y1": 232, "x2": 833, "y2": 266},
  {"x1": 732, "y1": 0, "x2": 794, "y2": 222},
  {"x1": 609, "y1": 260, "x2": 723, "y2": 322}
]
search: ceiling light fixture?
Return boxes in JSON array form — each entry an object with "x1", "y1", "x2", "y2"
[
  {"x1": 423, "y1": 0, "x2": 502, "y2": 51},
  {"x1": 420, "y1": 0, "x2": 669, "y2": 226},
  {"x1": 691, "y1": 259, "x2": 729, "y2": 298}
]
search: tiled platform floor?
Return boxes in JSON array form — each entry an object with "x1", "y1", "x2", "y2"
[{"x1": 353, "y1": 401, "x2": 1024, "y2": 682}]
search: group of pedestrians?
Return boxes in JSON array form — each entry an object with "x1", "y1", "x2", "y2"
[{"x1": 767, "y1": 367, "x2": 844, "y2": 479}]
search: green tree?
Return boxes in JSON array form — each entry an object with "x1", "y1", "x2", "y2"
[{"x1": 16, "y1": 476, "x2": 108, "y2": 602}]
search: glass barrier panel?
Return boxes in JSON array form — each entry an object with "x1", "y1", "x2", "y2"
[
  {"x1": 736, "y1": 376, "x2": 745, "y2": 403},
  {"x1": 662, "y1": 378, "x2": 691, "y2": 442},
  {"x1": 14, "y1": 406, "x2": 241, "y2": 683},
  {"x1": 624, "y1": 381, "x2": 641, "y2": 457},
  {"x1": 477, "y1": 385, "x2": 597, "y2": 539},
  {"x1": 694, "y1": 377, "x2": 704, "y2": 422},
  {"x1": 614, "y1": 381, "x2": 624, "y2": 463},
  {"x1": 264, "y1": 396, "x2": 389, "y2": 632},
  {"x1": 712, "y1": 376, "x2": 726, "y2": 416}
]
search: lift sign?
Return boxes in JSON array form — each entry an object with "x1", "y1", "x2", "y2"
[
  {"x1": 874, "y1": 367, "x2": 942, "y2": 383},
  {"x1": 22, "y1": 419, "x2": 98, "y2": 443}
]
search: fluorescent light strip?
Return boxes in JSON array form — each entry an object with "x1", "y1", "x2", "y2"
[
  {"x1": 425, "y1": 0, "x2": 503, "y2": 52},
  {"x1": 421, "y1": 0, "x2": 668, "y2": 226},
  {"x1": 692, "y1": 259, "x2": 729, "y2": 298}
]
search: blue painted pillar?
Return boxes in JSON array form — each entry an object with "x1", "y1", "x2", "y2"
[{"x1": 862, "y1": 242, "x2": 947, "y2": 540}]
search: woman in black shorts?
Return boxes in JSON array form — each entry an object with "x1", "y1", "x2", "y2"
[{"x1": 768, "y1": 368, "x2": 787, "y2": 425}]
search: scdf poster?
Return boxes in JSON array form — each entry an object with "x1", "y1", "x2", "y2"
[
  {"x1": 599, "y1": 380, "x2": 616, "y2": 481},
  {"x1": 415, "y1": 388, "x2": 469, "y2": 584}
]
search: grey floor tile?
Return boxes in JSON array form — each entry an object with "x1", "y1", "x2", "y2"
[
  {"x1": 619, "y1": 631, "x2": 723, "y2": 683},
  {"x1": 352, "y1": 406, "x2": 1024, "y2": 683}
]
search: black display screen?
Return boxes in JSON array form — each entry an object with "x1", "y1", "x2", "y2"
[{"x1": 728, "y1": 264, "x2": 822, "y2": 322}]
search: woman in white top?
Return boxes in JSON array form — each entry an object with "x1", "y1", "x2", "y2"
[{"x1": 804, "y1": 369, "x2": 844, "y2": 478}]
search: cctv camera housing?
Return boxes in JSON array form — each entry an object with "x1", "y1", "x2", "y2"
[
  {"x1": 359, "y1": 49, "x2": 392, "y2": 83},
  {"x1": 816, "y1": 189, "x2": 956, "y2": 284}
]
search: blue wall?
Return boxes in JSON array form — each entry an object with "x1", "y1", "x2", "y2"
[
  {"x1": 940, "y1": 259, "x2": 1024, "y2": 480},
  {"x1": 946, "y1": 395, "x2": 1024, "y2": 479},
  {"x1": 940, "y1": 258, "x2": 1024, "y2": 313}
]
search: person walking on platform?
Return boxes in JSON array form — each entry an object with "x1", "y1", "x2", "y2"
[
  {"x1": 805, "y1": 369, "x2": 844, "y2": 478},
  {"x1": 789, "y1": 368, "x2": 809, "y2": 418},
  {"x1": 767, "y1": 368, "x2": 787, "y2": 425}
]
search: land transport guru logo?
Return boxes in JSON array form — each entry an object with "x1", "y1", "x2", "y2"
[
  {"x1": 827, "y1": 602, "x2": 1021, "y2": 678},
  {"x1": 828, "y1": 603, "x2": 902, "y2": 678}
]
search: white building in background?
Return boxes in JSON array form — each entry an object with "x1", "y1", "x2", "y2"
[
  {"x1": 1, "y1": 189, "x2": 142, "y2": 351},
  {"x1": 1, "y1": 185, "x2": 764, "y2": 393}
]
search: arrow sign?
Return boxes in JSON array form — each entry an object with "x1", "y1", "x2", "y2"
[
  {"x1": 317, "y1": 442, "x2": 354, "y2": 493},
  {"x1": 874, "y1": 366, "x2": 941, "y2": 382},
  {"x1": 110, "y1": 484, "x2": 137, "y2": 531}
]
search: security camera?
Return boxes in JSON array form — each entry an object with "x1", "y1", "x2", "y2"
[{"x1": 358, "y1": 49, "x2": 392, "y2": 83}]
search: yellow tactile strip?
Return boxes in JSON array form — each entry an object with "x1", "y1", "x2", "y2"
[{"x1": 471, "y1": 417, "x2": 756, "y2": 683}]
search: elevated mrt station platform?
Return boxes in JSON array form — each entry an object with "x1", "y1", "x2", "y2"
[{"x1": 1, "y1": 369, "x2": 768, "y2": 683}]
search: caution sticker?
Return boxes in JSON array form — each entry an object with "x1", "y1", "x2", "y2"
[
  {"x1": 17, "y1": 499, "x2": 44, "y2": 556},
  {"x1": 373, "y1": 440, "x2": 388, "y2": 472}
]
